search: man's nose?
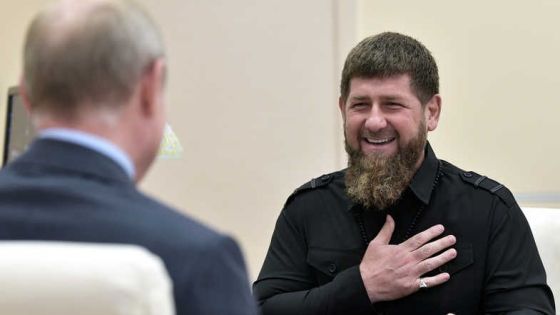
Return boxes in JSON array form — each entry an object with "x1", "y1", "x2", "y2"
[{"x1": 364, "y1": 106, "x2": 387, "y2": 132}]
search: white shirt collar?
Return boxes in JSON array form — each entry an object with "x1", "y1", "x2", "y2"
[{"x1": 39, "y1": 128, "x2": 135, "y2": 179}]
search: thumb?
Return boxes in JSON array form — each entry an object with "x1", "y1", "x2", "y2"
[{"x1": 371, "y1": 215, "x2": 395, "y2": 245}]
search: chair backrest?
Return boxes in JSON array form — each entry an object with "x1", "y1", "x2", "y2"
[
  {"x1": 522, "y1": 207, "x2": 560, "y2": 302},
  {"x1": 0, "y1": 241, "x2": 175, "y2": 315}
]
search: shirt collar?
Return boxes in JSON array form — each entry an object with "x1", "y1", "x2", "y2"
[
  {"x1": 345, "y1": 142, "x2": 439, "y2": 211},
  {"x1": 38, "y1": 128, "x2": 135, "y2": 179},
  {"x1": 408, "y1": 142, "x2": 439, "y2": 205}
]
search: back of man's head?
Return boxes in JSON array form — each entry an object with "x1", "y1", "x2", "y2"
[
  {"x1": 23, "y1": 0, "x2": 165, "y2": 117},
  {"x1": 340, "y1": 32, "x2": 439, "y2": 104}
]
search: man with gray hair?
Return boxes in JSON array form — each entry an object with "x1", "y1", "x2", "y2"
[
  {"x1": 254, "y1": 32, "x2": 554, "y2": 314},
  {"x1": 0, "y1": 1, "x2": 257, "y2": 314}
]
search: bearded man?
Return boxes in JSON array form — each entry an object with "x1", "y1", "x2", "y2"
[{"x1": 253, "y1": 32, "x2": 554, "y2": 315}]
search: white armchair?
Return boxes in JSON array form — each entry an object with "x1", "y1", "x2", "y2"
[
  {"x1": 522, "y1": 207, "x2": 560, "y2": 302},
  {"x1": 0, "y1": 242, "x2": 175, "y2": 315}
]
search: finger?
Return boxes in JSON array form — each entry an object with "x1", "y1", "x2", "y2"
[
  {"x1": 416, "y1": 272, "x2": 450, "y2": 291},
  {"x1": 416, "y1": 248, "x2": 457, "y2": 275},
  {"x1": 371, "y1": 215, "x2": 395, "y2": 245},
  {"x1": 401, "y1": 224, "x2": 445, "y2": 251},
  {"x1": 412, "y1": 235, "x2": 456, "y2": 261}
]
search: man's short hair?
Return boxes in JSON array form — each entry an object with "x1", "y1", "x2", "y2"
[
  {"x1": 23, "y1": 0, "x2": 165, "y2": 114},
  {"x1": 340, "y1": 32, "x2": 439, "y2": 104}
]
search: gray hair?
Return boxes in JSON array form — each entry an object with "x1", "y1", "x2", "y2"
[{"x1": 23, "y1": 0, "x2": 165, "y2": 114}]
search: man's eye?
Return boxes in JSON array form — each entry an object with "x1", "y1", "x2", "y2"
[
  {"x1": 386, "y1": 102, "x2": 403, "y2": 108},
  {"x1": 351, "y1": 103, "x2": 368, "y2": 109}
]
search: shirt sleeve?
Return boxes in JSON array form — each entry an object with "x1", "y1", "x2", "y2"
[
  {"x1": 483, "y1": 199, "x2": 555, "y2": 314},
  {"x1": 253, "y1": 200, "x2": 375, "y2": 315}
]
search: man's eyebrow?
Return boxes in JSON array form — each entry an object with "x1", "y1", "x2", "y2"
[
  {"x1": 349, "y1": 95, "x2": 370, "y2": 101},
  {"x1": 378, "y1": 95, "x2": 410, "y2": 102},
  {"x1": 348, "y1": 95, "x2": 407, "y2": 102}
]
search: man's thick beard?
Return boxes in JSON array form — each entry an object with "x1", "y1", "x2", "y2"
[{"x1": 345, "y1": 123, "x2": 427, "y2": 210}]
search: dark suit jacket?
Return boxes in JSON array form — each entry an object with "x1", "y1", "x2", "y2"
[{"x1": 0, "y1": 138, "x2": 257, "y2": 315}]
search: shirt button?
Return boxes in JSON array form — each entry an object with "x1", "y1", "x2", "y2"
[
  {"x1": 328, "y1": 263, "x2": 337, "y2": 273},
  {"x1": 463, "y1": 172, "x2": 473, "y2": 178}
]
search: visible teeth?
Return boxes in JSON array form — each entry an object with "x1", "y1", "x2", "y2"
[{"x1": 365, "y1": 138, "x2": 393, "y2": 144}]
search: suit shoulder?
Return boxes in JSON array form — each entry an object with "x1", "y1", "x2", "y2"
[
  {"x1": 441, "y1": 160, "x2": 516, "y2": 208},
  {"x1": 131, "y1": 192, "x2": 230, "y2": 248},
  {"x1": 130, "y1": 194, "x2": 248, "y2": 280},
  {"x1": 283, "y1": 170, "x2": 344, "y2": 207}
]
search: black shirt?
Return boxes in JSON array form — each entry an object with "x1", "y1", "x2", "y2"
[{"x1": 254, "y1": 144, "x2": 555, "y2": 315}]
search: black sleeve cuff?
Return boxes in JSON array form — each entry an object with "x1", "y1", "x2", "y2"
[{"x1": 327, "y1": 265, "x2": 377, "y2": 314}]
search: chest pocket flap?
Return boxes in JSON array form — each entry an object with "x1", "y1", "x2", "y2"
[{"x1": 437, "y1": 242, "x2": 474, "y2": 275}]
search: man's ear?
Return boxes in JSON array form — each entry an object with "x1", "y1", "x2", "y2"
[
  {"x1": 424, "y1": 94, "x2": 441, "y2": 131},
  {"x1": 139, "y1": 58, "x2": 166, "y2": 118},
  {"x1": 338, "y1": 96, "x2": 346, "y2": 121},
  {"x1": 18, "y1": 78, "x2": 33, "y2": 115}
]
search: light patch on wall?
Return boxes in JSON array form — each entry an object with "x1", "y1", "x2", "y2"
[{"x1": 158, "y1": 124, "x2": 183, "y2": 159}]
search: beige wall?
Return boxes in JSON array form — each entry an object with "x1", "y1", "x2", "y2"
[
  {"x1": 0, "y1": 1, "x2": 48, "y2": 151},
  {"x1": 139, "y1": 0, "x2": 347, "y2": 279},
  {"x1": 0, "y1": 0, "x2": 348, "y2": 279},
  {"x1": 358, "y1": 0, "x2": 560, "y2": 208}
]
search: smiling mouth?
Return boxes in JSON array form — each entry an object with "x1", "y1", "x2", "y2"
[{"x1": 363, "y1": 137, "x2": 396, "y2": 145}]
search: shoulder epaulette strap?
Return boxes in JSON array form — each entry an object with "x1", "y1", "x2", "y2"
[
  {"x1": 284, "y1": 173, "x2": 336, "y2": 207},
  {"x1": 460, "y1": 171, "x2": 515, "y2": 207}
]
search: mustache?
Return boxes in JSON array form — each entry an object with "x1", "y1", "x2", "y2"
[{"x1": 360, "y1": 129, "x2": 397, "y2": 139}]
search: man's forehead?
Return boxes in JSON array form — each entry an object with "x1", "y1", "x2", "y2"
[{"x1": 347, "y1": 74, "x2": 415, "y2": 99}]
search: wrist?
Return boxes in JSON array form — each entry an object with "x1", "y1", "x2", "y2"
[{"x1": 359, "y1": 262, "x2": 378, "y2": 303}]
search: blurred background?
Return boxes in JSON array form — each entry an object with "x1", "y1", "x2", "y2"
[{"x1": 1, "y1": 0, "x2": 559, "y2": 280}]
